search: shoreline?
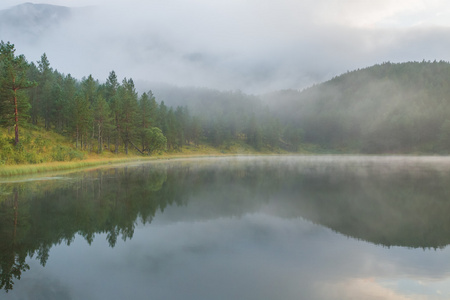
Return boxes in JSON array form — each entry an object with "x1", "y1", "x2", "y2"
[
  {"x1": 2, "y1": 152, "x2": 450, "y2": 178},
  {"x1": 0, "y1": 152, "x2": 246, "y2": 177}
]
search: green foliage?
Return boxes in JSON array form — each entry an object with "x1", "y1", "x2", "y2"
[
  {"x1": 0, "y1": 136, "x2": 43, "y2": 165},
  {"x1": 117, "y1": 78, "x2": 139, "y2": 154},
  {"x1": 33, "y1": 134, "x2": 48, "y2": 149},
  {"x1": 68, "y1": 149, "x2": 85, "y2": 160},
  {"x1": 0, "y1": 134, "x2": 13, "y2": 164},
  {"x1": 51, "y1": 145, "x2": 84, "y2": 161},
  {"x1": 1, "y1": 41, "x2": 297, "y2": 158},
  {"x1": 0, "y1": 126, "x2": 86, "y2": 165},
  {"x1": 24, "y1": 150, "x2": 43, "y2": 164},
  {"x1": 51, "y1": 145, "x2": 69, "y2": 161},
  {"x1": 145, "y1": 127, "x2": 167, "y2": 154},
  {"x1": 0, "y1": 41, "x2": 36, "y2": 145},
  {"x1": 94, "y1": 94, "x2": 112, "y2": 154},
  {"x1": 5, "y1": 40, "x2": 450, "y2": 160}
]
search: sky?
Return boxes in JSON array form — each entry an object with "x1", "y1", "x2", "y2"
[{"x1": 1, "y1": 0, "x2": 450, "y2": 93}]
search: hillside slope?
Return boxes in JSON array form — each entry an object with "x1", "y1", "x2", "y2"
[{"x1": 264, "y1": 61, "x2": 450, "y2": 153}]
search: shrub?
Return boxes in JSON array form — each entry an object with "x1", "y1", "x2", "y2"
[
  {"x1": 68, "y1": 149, "x2": 85, "y2": 161},
  {"x1": 0, "y1": 135, "x2": 14, "y2": 165},
  {"x1": 52, "y1": 145, "x2": 69, "y2": 161}
]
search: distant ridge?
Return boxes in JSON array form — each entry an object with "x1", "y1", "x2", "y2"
[{"x1": 0, "y1": 3, "x2": 71, "y2": 40}]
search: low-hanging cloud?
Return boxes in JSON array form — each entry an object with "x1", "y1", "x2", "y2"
[{"x1": 1, "y1": 0, "x2": 450, "y2": 93}]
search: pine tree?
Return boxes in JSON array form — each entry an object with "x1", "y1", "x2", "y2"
[
  {"x1": 51, "y1": 72, "x2": 65, "y2": 132},
  {"x1": 157, "y1": 101, "x2": 168, "y2": 135},
  {"x1": 27, "y1": 62, "x2": 40, "y2": 125},
  {"x1": 105, "y1": 71, "x2": 121, "y2": 153},
  {"x1": 138, "y1": 92, "x2": 152, "y2": 151},
  {"x1": 82, "y1": 74, "x2": 97, "y2": 105},
  {"x1": 69, "y1": 93, "x2": 90, "y2": 149},
  {"x1": 81, "y1": 75, "x2": 98, "y2": 152},
  {"x1": 0, "y1": 41, "x2": 35, "y2": 146},
  {"x1": 118, "y1": 78, "x2": 138, "y2": 155},
  {"x1": 94, "y1": 95, "x2": 112, "y2": 153},
  {"x1": 62, "y1": 74, "x2": 78, "y2": 130},
  {"x1": 37, "y1": 53, "x2": 53, "y2": 129}
]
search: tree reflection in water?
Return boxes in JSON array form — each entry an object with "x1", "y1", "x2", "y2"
[{"x1": 1, "y1": 156, "x2": 450, "y2": 292}]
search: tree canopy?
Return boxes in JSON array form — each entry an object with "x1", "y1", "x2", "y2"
[{"x1": 2, "y1": 40, "x2": 450, "y2": 161}]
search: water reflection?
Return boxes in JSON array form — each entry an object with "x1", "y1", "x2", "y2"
[{"x1": 1, "y1": 156, "x2": 450, "y2": 298}]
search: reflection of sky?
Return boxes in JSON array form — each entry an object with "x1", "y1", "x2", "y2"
[{"x1": 3, "y1": 210, "x2": 450, "y2": 300}]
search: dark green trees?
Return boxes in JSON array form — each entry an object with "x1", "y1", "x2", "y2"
[
  {"x1": 106, "y1": 71, "x2": 120, "y2": 154},
  {"x1": 36, "y1": 53, "x2": 53, "y2": 130},
  {"x1": 70, "y1": 93, "x2": 89, "y2": 149},
  {"x1": 15, "y1": 40, "x2": 450, "y2": 156},
  {"x1": 94, "y1": 95, "x2": 111, "y2": 154},
  {"x1": 117, "y1": 78, "x2": 138, "y2": 154},
  {"x1": 0, "y1": 41, "x2": 298, "y2": 156},
  {"x1": 138, "y1": 91, "x2": 166, "y2": 154}
]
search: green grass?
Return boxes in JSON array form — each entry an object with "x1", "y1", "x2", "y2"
[
  {"x1": 0, "y1": 126, "x2": 154, "y2": 176},
  {"x1": 0, "y1": 127, "x2": 304, "y2": 177},
  {"x1": 0, "y1": 126, "x2": 86, "y2": 165},
  {"x1": 0, "y1": 157, "x2": 157, "y2": 177}
]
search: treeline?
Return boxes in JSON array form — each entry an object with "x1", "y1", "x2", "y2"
[
  {"x1": 27, "y1": 64, "x2": 171, "y2": 155},
  {"x1": 2, "y1": 44, "x2": 177, "y2": 155},
  {"x1": 5, "y1": 40, "x2": 450, "y2": 157},
  {"x1": 0, "y1": 42, "x2": 302, "y2": 161},
  {"x1": 151, "y1": 86, "x2": 303, "y2": 151}
]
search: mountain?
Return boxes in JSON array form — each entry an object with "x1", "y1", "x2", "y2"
[
  {"x1": 0, "y1": 3, "x2": 72, "y2": 42},
  {"x1": 262, "y1": 61, "x2": 450, "y2": 153}
]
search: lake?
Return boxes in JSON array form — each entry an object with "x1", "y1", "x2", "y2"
[{"x1": 1, "y1": 155, "x2": 450, "y2": 300}]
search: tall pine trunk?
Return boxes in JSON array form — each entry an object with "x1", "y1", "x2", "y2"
[
  {"x1": 76, "y1": 125, "x2": 79, "y2": 149},
  {"x1": 124, "y1": 127, "x2": 129, "y2": 155},
  {"x1": 115, "y1": 125, "x2": 120, "y2": 154},
  {"x1": 13, "y1": 87, "x2": 19, "y2": 146},
  {"x1": 98, "y1": 122, "x2": 102, "y2": 154}
]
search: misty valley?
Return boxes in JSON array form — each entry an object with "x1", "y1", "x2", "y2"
[
  {"x1": 3, "y1": 36, "x2": 450, "y2": 167},
  {"x1": 1, "y1": 156, "x2": 450, "y2": 299},
  {"x1": 3, "y1": 3, "x2": 450, "y2": 300}
]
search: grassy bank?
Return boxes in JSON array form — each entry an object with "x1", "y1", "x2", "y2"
[
  {"x1": 0, "y1": 157, "x2": 151, "y2": 177},
  {"x1": 0, "y1": 143, "x2": 260, "y2": 177},
  {"x1": 0, "y1": 125, "x2": 297, "y2": 177}
]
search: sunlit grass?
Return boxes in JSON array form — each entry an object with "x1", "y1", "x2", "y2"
[
  {"x1": 0, "y1": 143, "x2": 267, "y2": 177},
  {"x1": 0, "y1": 127, "x2": 295, "y2": 177},
  {"x1": 0, "y1": 157, "x2": 152, "y2": 177}
]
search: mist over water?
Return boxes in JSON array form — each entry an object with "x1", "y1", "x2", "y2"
[
  {"x1": 1, "y1": 1, "x2": 450, "y2": 298},
  {"x1": 2, "y1": 156, "x2": 450, "y2": 299}
]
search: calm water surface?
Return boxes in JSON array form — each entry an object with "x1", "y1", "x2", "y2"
[{"x1": 2, "y1": 156, "x2": 450, "y2": 299}]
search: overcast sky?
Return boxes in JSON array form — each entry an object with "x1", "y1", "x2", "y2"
[{"x1": 1, "y1": 0, "x2": 450, "y2": 93}]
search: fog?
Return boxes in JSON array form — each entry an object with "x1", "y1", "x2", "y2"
[{"x1": 1, "y1": 0, "x2": 450, "y2": 93}]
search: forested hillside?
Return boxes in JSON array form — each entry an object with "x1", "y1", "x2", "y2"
[
  {"x1": 2, "y1": 39, "x2": 450, "y2": 165},
  {"x1": 0, "y1": 41, "x2": 300, "y2": 165},
  {"x1": 263, "y1": 60, "x2": 450, "y2": 153}
]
